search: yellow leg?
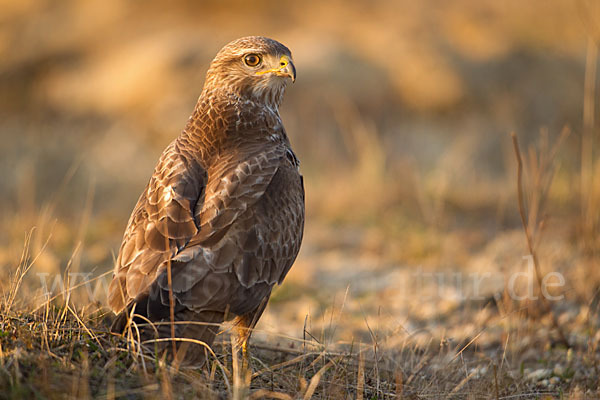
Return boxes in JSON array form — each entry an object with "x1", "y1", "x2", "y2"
[
  {"x1": 237, "y1": 325, "x2": 251, "y2": 372},
  {"x1": 232, "y1": 312, "x2": 261, "y2": 381},
  {"x1": 241, "y1": 338, "x2": 249, "y2": 368}
]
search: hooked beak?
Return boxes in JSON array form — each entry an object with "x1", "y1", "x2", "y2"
[
  {"x1": 277, "y1": 55, "x2": 296, "y2": 83},
  {"x1": 256, "y1": 54, "x2": 296, "y2": 83}
]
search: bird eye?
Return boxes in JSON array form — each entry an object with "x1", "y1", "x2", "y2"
[{"x1": 244, "y1": 54, "x2": 261, "y2": 67}]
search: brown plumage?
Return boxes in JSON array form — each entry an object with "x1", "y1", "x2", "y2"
[{"x1": 108, "y1": 36, "x2": 304, "y2": 365}]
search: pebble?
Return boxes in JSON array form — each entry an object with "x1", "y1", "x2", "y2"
[
  {"x1": 526, "y1": 368, "x2": 552, "y2": 381},
  {"x1": 553, "y1": 364, "x2": 564, "y2": 376}
]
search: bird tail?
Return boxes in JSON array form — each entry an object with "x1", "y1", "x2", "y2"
[
  {"x1": 111, "y1": 307, "x2": 224, "y2": 367},
  {"x1": 170, "y1": 310, "x2": 224, "y2": 366}
]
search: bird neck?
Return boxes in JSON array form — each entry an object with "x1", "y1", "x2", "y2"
[{"x1": 180, "y1": 88, "x2": 285, "y2": 160}]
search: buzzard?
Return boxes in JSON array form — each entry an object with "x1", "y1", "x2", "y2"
[{"x1": 108, "y1": 36, "x2": 304, "y2": 365}]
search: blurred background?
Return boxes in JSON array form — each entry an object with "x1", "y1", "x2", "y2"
[{"x1": 1, "y1": 0, "x2": 599, "y2": 347}]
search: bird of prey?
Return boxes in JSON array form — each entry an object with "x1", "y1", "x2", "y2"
[{"x1": 108, "y1": 36, "x2": 304, "y2": 365}]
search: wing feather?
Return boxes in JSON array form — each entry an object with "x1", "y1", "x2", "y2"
[
  {"x1": 108, "y1": 135, "x2": 302, "y2": 318},
  {"x1": 108, "y1": 140, "x2": 205, "y2": 313}
]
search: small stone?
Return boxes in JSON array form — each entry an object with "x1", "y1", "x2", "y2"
[
  {"x1": 468, "y1": 366, "x2": 488, "y2": 379},
  {"x1": 553, "y1": 364, "x2": 564, "y2": 376},
  {"x1": 526, "y1": 369, "x2": 552, "y2": 381},
  {"x1": 550, "y1": 377, "x2": 560, "y2": 385}
]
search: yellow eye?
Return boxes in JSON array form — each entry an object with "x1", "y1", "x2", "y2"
[{"x1": 244, "y1": 54, "x2": 261, "y2": 67}]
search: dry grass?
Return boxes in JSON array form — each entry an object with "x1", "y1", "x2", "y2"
[
  {"x1": 1, "y1": 223, "x2": 600, "y2": 399},
  {"x1": 1, "y1": 297, "x2": 597, "y2": 399}
]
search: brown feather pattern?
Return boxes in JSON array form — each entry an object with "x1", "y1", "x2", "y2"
[{"x1": 108, "y1": 36, "x2": 304, "y2": 365}]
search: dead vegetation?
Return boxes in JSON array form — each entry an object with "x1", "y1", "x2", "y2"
[
  {"x1": 1, "y1": 295, "x2": 598, "y2": 399},
  {"x1": 1, "y1": 215, "x2": 600, "y2": 399}
]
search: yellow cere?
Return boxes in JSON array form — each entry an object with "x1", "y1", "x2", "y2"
[{"x1": 256, "y1": 55, "x2": 291, "y2": 76}]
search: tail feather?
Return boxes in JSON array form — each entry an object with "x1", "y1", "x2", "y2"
[
  {"x1": 171, "y1": 309, "x2": 224, "y2": 366},
  {"x1": 111, "y1": 305, "x2": 224, "y2": 367}
]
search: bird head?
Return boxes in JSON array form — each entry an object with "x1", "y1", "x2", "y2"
[{"x1": 203, "y1": 36, "x2": 296, "y2": 109}]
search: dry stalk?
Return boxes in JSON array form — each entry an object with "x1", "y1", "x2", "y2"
[
  {"x1": 581, "y1": 33, "x2": 600, "y2": 253},
  {"x1": 302, "y1": 357, "x2": 338, "y2": 400},
  {"x1": 249, "y1": 389, "x2": 293, "y2": 400},
  {"x1": 231, "y1": 333, "x2": 250, "y2": 400},
  {"x1": 510, "y1": 131, "x2": 570, "y2": 347},
  {"x1": 450, "y1": 369, "x2": 477, "y2": 394},
  {"x1": 166, "y1": 257, "x2": 177, "y2": 360},
  {"x1": 395, "y1": 369, "x2": 403, "y2": 399},
  {"x1": 450, "y1": 328, "x2": 486, "y2": 363},
  {"x1": 252, "y1": 352, "x2": 314, "y2": 379},
  {"x1": 356, "y1": 348, "x2": 365, "y2": 400},
  {"x1": 163, "y1": 233, "x2": 177, "y2": 362},
  {"x1": 160, "y1": 362, "x2": 174, "y2": 400},
  {"x1": 582, "y1": 37, "x2": 597, "y2": 234},
  {"x1": 4, "y1": 228, "x2": 52, "y2": 313}
]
